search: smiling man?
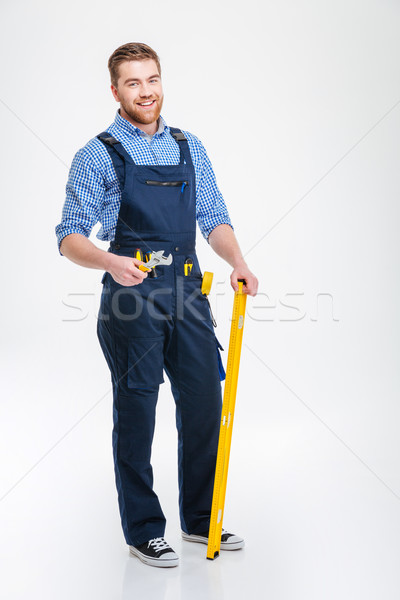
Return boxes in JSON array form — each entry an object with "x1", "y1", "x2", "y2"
[
  {"x1": 55, "y1": 42, "x2": 258, "y2": 568},
  {"x1": 112, "y1": 59, "x2": 163, "y2": 137}
]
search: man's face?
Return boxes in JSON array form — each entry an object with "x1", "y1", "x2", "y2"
[{"x1": 111, "y1": 59, "x2": 164, "y2": 126}]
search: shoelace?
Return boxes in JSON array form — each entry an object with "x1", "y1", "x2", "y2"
[{"x1": 148, "y1": 537, "x2": 171, "y2": 552}]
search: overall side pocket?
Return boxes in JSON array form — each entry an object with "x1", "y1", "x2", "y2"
[{"x1": 128, "y1": 336, "x2": 165, "y2": 389}]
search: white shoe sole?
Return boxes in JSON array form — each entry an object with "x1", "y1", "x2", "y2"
[
  {"x1": 181, "y1": 531, "x2": 245, "y2": 551},
  {"x1": 129, "y1": 546, "x2": 179, "y2": 568}
]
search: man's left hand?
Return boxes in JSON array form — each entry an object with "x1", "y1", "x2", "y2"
[{"x1": 230, "y1": 263, "x2": 258, "y2": 296}]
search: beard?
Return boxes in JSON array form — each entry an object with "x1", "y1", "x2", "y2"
[{"x1": 120, "y1": 95, "x2": 164, "y2": 125}]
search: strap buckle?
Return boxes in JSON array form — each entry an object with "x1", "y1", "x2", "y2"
[
  {"x1": 99, "y1": 135, "x2": 119, "y2": 146},
  {"x1": 170, "y1": 130, "x2": 187, "y2": 142}
]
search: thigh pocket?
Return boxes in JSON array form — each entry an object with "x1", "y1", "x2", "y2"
[
  {"x1": 128, "y1": 336, "x2": 165, "y2": 389},
  {"x1": 215, "y1": 337, "x2": 226, "y2": 381}
]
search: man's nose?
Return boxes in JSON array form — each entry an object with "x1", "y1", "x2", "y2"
[{"x1": 139, "y1": 83, "x2": 152, "y2": 97}]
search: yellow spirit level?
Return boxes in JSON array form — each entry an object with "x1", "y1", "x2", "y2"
[{"x1": 207, "y1": 279, "x2": 247, "y2": 560}]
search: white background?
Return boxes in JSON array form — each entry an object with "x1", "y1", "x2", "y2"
[{"x1": 1, "y1": 0, "x2": 400, "y2": 598}]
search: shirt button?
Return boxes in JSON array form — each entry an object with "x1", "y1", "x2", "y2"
[
  {"x1": 114, "y1": 244, "x2": 120, "y2": 250},
  {"x1": 175, "y1": 246, "x2": 179, "y2": 252}
]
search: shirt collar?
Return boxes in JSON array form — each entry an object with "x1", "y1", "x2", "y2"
[{"x1": 114, "y1": 109, "x2": 168, "y2": 138}]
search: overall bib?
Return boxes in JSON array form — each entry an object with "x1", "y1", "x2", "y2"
[{"x1": 96, "y1": 128, "x2": 224, "y2": 547}]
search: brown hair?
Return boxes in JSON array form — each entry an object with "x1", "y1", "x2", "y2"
[{"x1": 108, "y1": 42, "x2": 161, "y2": 87}]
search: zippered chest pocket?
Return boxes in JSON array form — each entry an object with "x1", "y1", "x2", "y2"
[
  {"x1": 130, "y1": 176, "x2": 193, "y2": 232},
  {"x1": 146, "y1": 180, "x2": 188, "y2": 193}
]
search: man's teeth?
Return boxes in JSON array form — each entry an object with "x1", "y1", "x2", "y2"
[{"x1": 139, "y1": 101, "x2": 154, "y2": 106}]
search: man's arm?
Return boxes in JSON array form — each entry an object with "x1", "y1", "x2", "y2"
[
  {"x1": 57, "y1": 146, "x2": 148, "y2": 287},
  {"x1": 60, "y1": 233, "x2": 148, "y2": 287},
  {"x1": 208, "y1": 224, "x2": 258, "y2": 296},
  {"x1": 187, "y1": 135, "x2": 257, "y2": 295}
]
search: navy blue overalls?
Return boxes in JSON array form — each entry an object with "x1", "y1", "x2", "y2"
[{"x1": 96, "y1": 128, "x2": 224, "y2": 547}]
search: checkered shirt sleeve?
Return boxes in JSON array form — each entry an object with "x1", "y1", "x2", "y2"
[{"x1": 55, "y1": 115, "x2": 233, "y2": 251}]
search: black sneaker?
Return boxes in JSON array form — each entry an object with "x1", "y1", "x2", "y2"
[
  {"x1": 129, "y1": 537, "x2": 179, "y2": 568},
  {"x1": 181, "y1": 528, "x2": 244, "y2": 550}
]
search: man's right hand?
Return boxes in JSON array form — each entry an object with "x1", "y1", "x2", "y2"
[
  {"x1": 59, "y1": 234, "x2": 149, "y2": 286},
  {"x1": 107, "y1": 254, "x2": 149, "y2": 286}
]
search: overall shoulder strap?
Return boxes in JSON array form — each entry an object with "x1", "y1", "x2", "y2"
[
  {"x1": 97, "y1": 132, "x2": 135, "y2": 191},
  {"x1": 169, "y1": 127, "x2": 193, "y2": 167}
]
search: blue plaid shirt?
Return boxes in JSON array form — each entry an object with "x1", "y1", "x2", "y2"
[{"x1": 55, "y1": 111, "x2": 233, "y2": 251}]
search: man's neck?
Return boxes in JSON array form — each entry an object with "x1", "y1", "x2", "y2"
[{"x1": 119, "y1": 108, "x2": 159, "y2": 136}]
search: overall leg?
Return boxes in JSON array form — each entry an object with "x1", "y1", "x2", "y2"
[
  {"x1": 111, "y1": 386, "x2": 166, "y2": 546},
  {"x1": 97, "y1": 277, "x2": 167, "y2": 546},
  {"x1": 164, "y1": 290, "x2": 222, "y2": 535}
]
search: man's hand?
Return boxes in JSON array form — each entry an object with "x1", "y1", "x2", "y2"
[
  {"x1": 59, "y1": 234, "x2": 149, "y2": 287},
  {"x1": 208, "y1": 225, "x2": 259, "y2": 297},
  {"x1": 230, "y1": 261, "x2": 258, "y2": 296},
  {"x1": 107, "y1": 254, "x2": 149, "y2": 286}
]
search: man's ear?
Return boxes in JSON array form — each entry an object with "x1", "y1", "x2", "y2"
[{"x1": 111, "y1": 85, "x2": 120, "y2": 102}]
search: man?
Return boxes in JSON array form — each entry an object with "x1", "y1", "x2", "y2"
[{"x1": 56, "y1": 42, "x2": 258, "y2": 568}]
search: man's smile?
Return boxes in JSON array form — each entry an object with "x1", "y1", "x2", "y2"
[{"x1": 137, "y1": 100, "x2": 156, "y2": 107}]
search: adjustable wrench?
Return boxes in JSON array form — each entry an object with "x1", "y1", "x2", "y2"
[{"x1": 138, "y1": 249, "x2": 173, "y2": 272}]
